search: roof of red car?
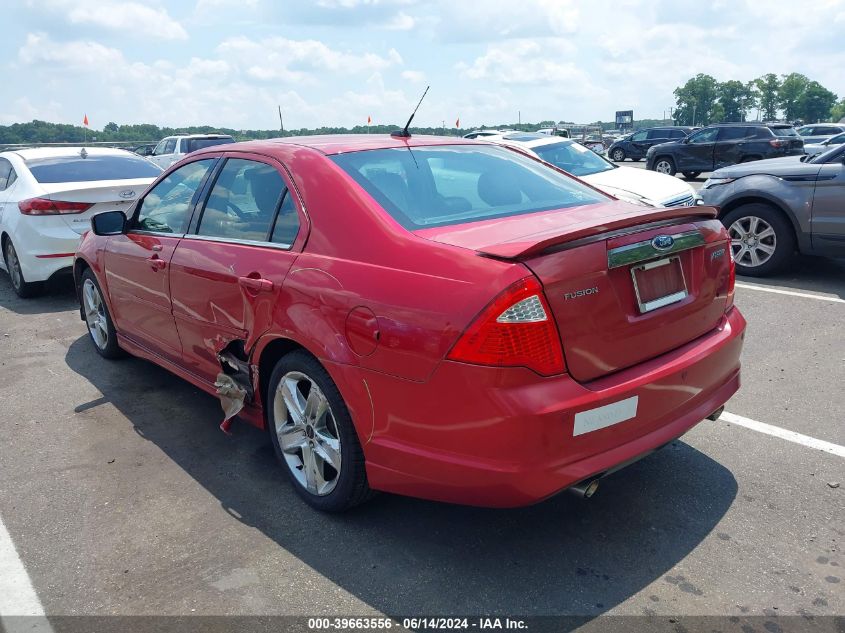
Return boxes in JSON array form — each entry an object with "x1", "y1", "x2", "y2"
[{"x1": 194, "y1": 134, "x2": 479, "y2": 157}]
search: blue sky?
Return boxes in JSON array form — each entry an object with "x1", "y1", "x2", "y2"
[{"x1": 2, "y1": 0, "x2": 844, "y2": 130}]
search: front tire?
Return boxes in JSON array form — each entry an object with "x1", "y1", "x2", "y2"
[
  {"x1": 653, "y1": 157, "x2": 676, "y2": 176},
  {"x1": 722, "y1": 204, "x2": 795, "y2": 276},
  {"x1": 267, "y1": 351, "x2": 373, "y2": 512},
  {"x1": 611, "y1": 148, "x2": 626, "y2": 162},
  {"x1": 3, "y1": 238, "x2": 42, "y2": 298},
  {"x1": 80, "y1": 268, "x2": 124, "y2": 358},
  {"x1": 683, "y1": 171, "x2": 701, "y2": 179}
]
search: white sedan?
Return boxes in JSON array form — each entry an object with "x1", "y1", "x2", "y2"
[
  {"x1": 0, "y1": 147, "x2": 161, "y2": 297},
  {"x1": 484, "y1": 132, "x2": 698, "y2": 208}
]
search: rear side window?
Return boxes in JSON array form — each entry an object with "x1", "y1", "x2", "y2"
[
  {"x1": 0, "y1": 158, "x2": 11, "y2": 190},
  {"x1": 183, "y1": 137, "x2": 235, "y2": 154},
  {"x1": 669, "y1": 129, "x2": 687, "y2": 139},
  {"x1": 270, "y1": 193, "x2": 300, "y2": 246},
  {"x1": 771, "y1": 127, "x2": 798, "y2": 137},
  {"x1": 25, "y1": 154, "x2": 162, "y2": 183},
  {"x1": 197, "y1": 159, "x2": 286, "y2": 242},
  {"x1": 717, "y1": 127, "x2": 750, "y2": 141},
  {"x1": 331, "y1": 145, "x2": 607, "y2": 230},
  {"x1": 136, "y1": 159, "x2": 214, "y2": 234}
]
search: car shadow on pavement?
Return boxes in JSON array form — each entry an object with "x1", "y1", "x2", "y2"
[
  {"x1": 0, "y1": 274, "x2": 77, "y2": 315},
  {"x1": 65, "y1": 335, "x2": 737, "y2": 618},
  {"x1": 737, "y1": 255, "x2": 845, "y2": 299}
]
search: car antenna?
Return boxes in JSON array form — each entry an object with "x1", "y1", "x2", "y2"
[{"x1": 391, "y1": 86, "x2": 429, "y2": 139}]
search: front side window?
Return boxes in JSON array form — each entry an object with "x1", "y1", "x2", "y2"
[
  {"x1": 646, "y1": 130, "x2": 668, "y2": 140},
  {"x1": 670, "y1": 129, "x2": 687, "y2": 139},
  {"x1": 135, "y1": 159, "x2": 214, "y2": 234},
  {"x1": 827, "y1": 133, "x2": 845, "y2": 145},
  {"x1": 631, "y1": 131, "x2": 647, "y2": 141},
  {"x1": 196, "y1": 159, "x2": 286, "y2": 242},
  {"x1": 152, "y1": 140, "x2": 169, "y2": 156},
  {"x1": 163, "y1": 139, "x2": 177, "y2": 154},
  {"x1": 532, "y1": 140, "x2": 615, "y2": 177},
  {"x1": 331, "y1": 145, "x2": 607, "y2": 230},
  {"x1": 688, "y1": 128, "x2": 720, "y2": 144}
]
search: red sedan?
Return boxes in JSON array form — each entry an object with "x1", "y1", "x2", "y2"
[{"x1": 74, "y1": 135, "x2": 745, "y2": 511}]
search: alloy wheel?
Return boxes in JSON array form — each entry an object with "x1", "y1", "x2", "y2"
[
  {"x1": 728, "y1": 215, "x2": 777, "y2": 268},
  {"x1": 274, "y1": 371, "x2": 342, "y2": 496},
  {"x1": 612, "y1": 149, "x2": 625, "y2": 161},
  {"x1": 4, "y1": 241, "x2": 22, "y2": 291},
  {"x1": 655, "y1": 159, "x2": 673, "y2": 174},
  {"x1": 82, "y1": 278, "x2": 109, "y2": 350}
]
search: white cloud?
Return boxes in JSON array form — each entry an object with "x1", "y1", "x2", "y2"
[
  {"x1": 384, "y1": 11, "x2": 415, "y2": 29},
  {"x1": 217, "y1": 36, "x2": 403, "y2": 83},
  {"x1": 32, "y1": 0, "x2": 188, "y2": 40},
  {"x1": 18, "y1": 32, "x2": 126, "y2": 71},
  {"x1": 459, "y1": 39, "x2": 582, "y2": 85},
  {"x1": 401, "y1": 70, "x2": 426, "y2": 82}
]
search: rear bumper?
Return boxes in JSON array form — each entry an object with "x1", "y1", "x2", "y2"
[
  {"x1": 5, "y1": 220, "x2": 81, "y2": 282},
  {"x1": 350, "y1": 307, "x2": 746, "y2": 507}
]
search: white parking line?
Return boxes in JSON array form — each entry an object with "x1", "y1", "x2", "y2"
[
  {"x1": 720, "y1": 411, "x2": 845, "y2": 459},
  {"x1": 735, "y1": 282, "x2": 845, "y2": 304},
  {"x1": 0, "y1": 514, "x2": 53, "y2": 632}
]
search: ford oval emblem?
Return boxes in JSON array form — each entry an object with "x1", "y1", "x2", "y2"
[
  {"x1": 652, "y1": 235, "x2": 675, "y2": 251},
  {"x1": 119, "y1": 190, "x2": 136, "y2": 199}
]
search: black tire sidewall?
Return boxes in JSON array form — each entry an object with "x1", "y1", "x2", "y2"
[
  {"x1": 81, "y1": 268, "x2": 123, "y2": 358},
  {"x1": 3, "y1": 239, "x2": 40, "y2": 298},
  {"x1": 266, "y1": 351, "x2": 369, "y2": 512},
  {"x1": 722, "y1": 204, "x2": 795, "y2": 277}
]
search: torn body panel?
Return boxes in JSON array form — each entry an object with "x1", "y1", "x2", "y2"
[{"x1": 215, "y1": 343, "x2": 255, "y2": 434}]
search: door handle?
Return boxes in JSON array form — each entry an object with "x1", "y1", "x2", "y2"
[
  {"x1": 147, "y1": 256, "x2": 166, "y2": 271},
  {"x1": 238, "y1": 276, "x2": 274, "y2": 293}
]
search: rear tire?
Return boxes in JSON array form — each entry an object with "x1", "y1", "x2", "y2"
[
  {"x1": 632, "y1": 158, "x2": 642, "y2": 162},
  {"x1": 80, "y1": 268, "x2": 124, "y2": 359},
  {"x1": 682, "y1": 171, "x2": 701, "y2": 179},
  {"x1": 611, "y1": 148, "x2": 626, "y2": 162},
  {"x1": 267, "y1": 351, "x2": 373, "y2": 512},
  {"x1": 3, "y1": 238, "x2": 42, "y2": 298},
  {"x1": 722, "y1": 203, "x2": 795, "y2": 277},
  {"x1": 653, "y1": 157, "x2": 676, "y2": 176}
]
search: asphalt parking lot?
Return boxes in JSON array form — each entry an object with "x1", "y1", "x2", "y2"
[{"x1": 0, "y1": 256, "x2": 843, "y2": 628}]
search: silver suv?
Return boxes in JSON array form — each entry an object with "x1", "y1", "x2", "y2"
[{"x1": 699, "y1": 143, "x2": 845, "y2": 276}]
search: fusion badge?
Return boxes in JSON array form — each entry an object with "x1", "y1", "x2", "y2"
[{"x1": 564, "y1": 287, "x2": 599, "y2": 301}]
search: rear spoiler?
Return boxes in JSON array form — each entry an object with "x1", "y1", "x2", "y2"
[{"x1": 476, "y1": 206, "x2": 719, "y2": 259}]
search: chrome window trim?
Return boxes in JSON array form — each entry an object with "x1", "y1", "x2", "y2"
[
  {"x1": 607, "y1": 229, "x2": 704, "y2": 269},
  {"x1": 180, "y1": 233, "x2": 294, "y2": 251}
]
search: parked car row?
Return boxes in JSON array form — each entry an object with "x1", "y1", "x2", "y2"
[{"x1": 2, "y1": 125, "x2": 841, "y2": 512}]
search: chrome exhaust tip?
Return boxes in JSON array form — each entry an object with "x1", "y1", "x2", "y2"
[
  {"x1": 569, "y1": 478, "x2": 600, "y2": 499},
  {"x1": 706, "y1": 405, "x2": 725, "y2": 421}
]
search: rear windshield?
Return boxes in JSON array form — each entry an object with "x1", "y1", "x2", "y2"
[
  {"x1": 771, "y1": 127, "x2": 798, "y2": 137},
  {"x1": 26, "y1": 154, "x2": 163, "y2": 183},
  {"x1": 183, "y1": 137, "x2": 235, "y2": 153},
  {"x1": 331, "y1": 145, "x2": 607, "y2": 229}
]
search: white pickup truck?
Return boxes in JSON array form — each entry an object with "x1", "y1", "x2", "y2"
[{"x1": 148, "y1": 134, "x2": 235, "y2": 168}]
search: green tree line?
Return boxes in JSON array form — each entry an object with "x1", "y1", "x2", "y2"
[{"x1": 673, "y1": 73, "x2": 843, "y2": 126}]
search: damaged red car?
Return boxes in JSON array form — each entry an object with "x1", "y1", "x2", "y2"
[{"x1": 74, "y1": 135, "x2": 745, "y2": 511}]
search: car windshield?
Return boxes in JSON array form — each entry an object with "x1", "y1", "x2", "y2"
[
  {"x1": 809, "y1": 143, "x2": 845, "y2": 164},
  {"x1": 331, "y1": 145, "x2": 607, "y2": 229},
  {"x1": 26, "y1": 154, "x2": 163, "y2": 183},
  {"x1": 183, "y1": 137, "x2": 235, "y2": 153},
  {"x1": 771, "y1": 127, "x2": 798, "y2": 137},
  {"x1": 531, "y1": 140, "x2": 616, "y2": 176}
]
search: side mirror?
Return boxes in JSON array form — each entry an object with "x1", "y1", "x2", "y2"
[{"x1": 91, "y1": 210, "x2": 127, "y2": 236}]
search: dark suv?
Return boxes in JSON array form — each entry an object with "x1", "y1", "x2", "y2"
[
  {"x1": 608, "y1": 126, "x2": 693, "y2": 162},
  {"x1": 646, "y1": 123, "x2": 804, "y2": 179}
]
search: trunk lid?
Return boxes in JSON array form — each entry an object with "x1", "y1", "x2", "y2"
[
  {"x1": 417, "y1": 203, "x2": 733, "y2": 382},
  {"x1": 37, "y1": 179, "x2": 153, "y2": 234}
]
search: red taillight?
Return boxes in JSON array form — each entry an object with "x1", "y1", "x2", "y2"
[
  {"x1": 18, "y1": 198, "x2": 93, "y2": 215},
  {"x1": 447, "y1": 276, "x2": 566, "y2": 376},
  {"x1": 769, "y1": 138, "x2": 786, "y2": 148},
  {"x1": 722, "y1": 242, "x2": 736, "y2": 309}
]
